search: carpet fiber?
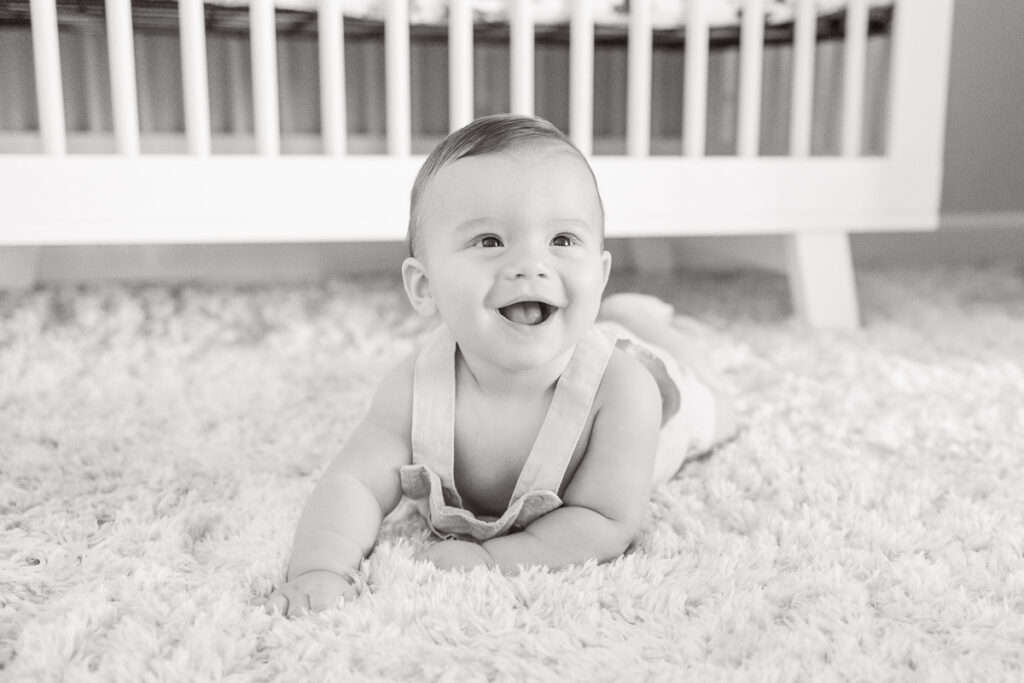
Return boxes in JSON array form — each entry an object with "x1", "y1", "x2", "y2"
[{"x1": 2, "y1": 264, "x2": 1023, "y2": 680}]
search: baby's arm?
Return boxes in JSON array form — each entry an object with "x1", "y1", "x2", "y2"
[
  {"x1": 482, "y1": 352, "x2": 663, "y2": 570},
  {"x1": 254, "y1": 354, "x2": 415, "y2": 616}
]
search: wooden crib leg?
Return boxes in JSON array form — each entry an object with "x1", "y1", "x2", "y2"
[
  {"x1": 784, "y1": 232, "x2": 860, "y2": 329},
  {"x1": 0, "y1": 247, "x2": 41, "y2": 290}
]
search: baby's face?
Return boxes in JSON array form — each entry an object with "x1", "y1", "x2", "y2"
[{"x1": 405, "y1": 145, "x2": 610, "y2": 373}]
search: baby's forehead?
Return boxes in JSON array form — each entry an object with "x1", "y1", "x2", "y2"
[
  {"x1": 412, "y1": 139, "x2": 603, "y2": 256},
  {"x1": 435, "y1": 148, "x2": 598, "y2": 205}
]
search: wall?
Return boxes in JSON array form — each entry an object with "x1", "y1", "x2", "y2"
[
  {"x1": 939, "y1": 0, "x2": 1024, "y2": 218},
  {"x1": 847, "y1": 0, "x2": 1024, "y2": 268}
]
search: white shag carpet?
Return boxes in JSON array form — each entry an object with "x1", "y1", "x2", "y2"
[{"x1": 2, "y1": 264, "x2": 1023, "y2": 681}]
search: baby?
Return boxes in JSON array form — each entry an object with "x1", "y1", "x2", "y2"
[{"x1": 253, "y1": 114, "x2": 736, "y2": 617}]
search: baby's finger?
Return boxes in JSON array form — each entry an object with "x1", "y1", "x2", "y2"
[
  {"x1": 281, "y1": 585, "x2": 310, "y2": 619},
  {"x1": 263, "y1": 591, "x2": 290, "y2": 616}
]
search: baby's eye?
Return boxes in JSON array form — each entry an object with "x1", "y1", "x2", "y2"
[
  {"x1": 478, "y1": 235, "x2": 503, "y2": 248},
  {"x1": 551, "y1": 234, "x2": 576, "y2": 247}
]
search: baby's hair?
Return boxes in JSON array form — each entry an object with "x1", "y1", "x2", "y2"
[{"x1": 406, "y1": 113, "x2": 603, "y2": 258}]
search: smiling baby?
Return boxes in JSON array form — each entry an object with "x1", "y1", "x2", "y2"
[{"x1": 253, "y1": 114, "x2": 737, "y2": 617}]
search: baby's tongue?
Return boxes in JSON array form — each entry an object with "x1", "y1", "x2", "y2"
[{"x1": 502, "y1": 302, "x2": 543, "y2": 325}]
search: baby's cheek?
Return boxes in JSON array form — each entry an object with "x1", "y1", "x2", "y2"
[{"x1": 577, "y1": 270, "x2": 609, "y2": 310}]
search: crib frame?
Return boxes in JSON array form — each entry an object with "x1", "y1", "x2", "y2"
[{"x1": 0, "y1": 0, "x2": 954, "y2": 328}]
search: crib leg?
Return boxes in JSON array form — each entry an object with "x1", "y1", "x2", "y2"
[
  {"x1": 0, "y1": 247, "x2": 41, "y2": 290},
  {"x1": 784, "y1": 232, "x2": 860, "y2": 329}
]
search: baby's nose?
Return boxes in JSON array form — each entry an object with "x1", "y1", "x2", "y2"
[{"x1": 503, "y1": 251, "x2": 550, "y2": 279}]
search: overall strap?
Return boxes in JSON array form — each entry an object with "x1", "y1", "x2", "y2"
[
  {"x1": 410, "y1": 324, "x2": 462, "y2": 508},
  {"x1": 509, "y1": 327, "x2": 618, "y2": 502}
]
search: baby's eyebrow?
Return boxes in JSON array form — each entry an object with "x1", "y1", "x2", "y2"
[
  {"x1": 549, "y1": 218, "x2": 591, "y2": 227},
  {"x1": 548, "y1": 218, "x2": 597, "y2": 233},
  {"x1": 452, "y1": 216, "x2": 596, "y2": 237},
  {"x1": 454, "y1": 217, "x2": 503, "y2": 234}
]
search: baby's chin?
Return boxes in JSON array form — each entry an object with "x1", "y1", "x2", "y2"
[
  {"x1": 490, "y1": 352, "x2": 574, "y2": 374},
  {"x1": 492, "y1": 336, "x2": 584, "y2": 369}
]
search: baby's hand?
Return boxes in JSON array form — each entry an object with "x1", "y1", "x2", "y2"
[
  {"x1": 414, "y1": 540, "x2": 494, "y2": 571},
  {"x1": 250, "y1": 569, "x2": 358, "y2": 618}
]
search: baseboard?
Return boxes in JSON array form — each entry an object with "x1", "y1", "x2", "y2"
[
  {"x1": 851, "y1": 212, "x2": 1024, "y2": 268},
  {"x1": 32, "y1": 242, "x2": 408, "y2": 285},
  {"x1": 939, "y1": 210, "x2": 1024, "y2": 230}
]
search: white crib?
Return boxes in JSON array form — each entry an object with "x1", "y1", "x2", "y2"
[{"x1": 0, "y1": 0, "x2": 954, "y2": 328}]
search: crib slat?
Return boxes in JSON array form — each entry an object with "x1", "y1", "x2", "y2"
[
  {"x1": 250, "y1": 0, "x2": 280, "y2": 155},
  {"x1": 385, "y1": 0, "x2": 411, "y2": 156},
  {"x1": 684, "y1": 0, "x2": 709, "y2": 157},
  {"x1": 510, "y1": 0, "x2": 534, "y2": 116},
  {"x1": 449, "y1": 0, "x2": 473, "y2": 131},
  {"x1": 888, "y1": 0, "x2": 955, "y2": 166},
  {"x1": 105, "y1": 0, "x2": 140, "y2": 154},
  {"x1": 179, "y1": 0, "x2": 211, "y2": 156},
  {"x1": 627, "y1": 0, "x2": 652, "y2": 157},
  {"x1": 319, "y1": 0, "x2": 346, "y2": 155},
  {"x1": 29, "y1": 0, "x2": 65, "y2": 154},
  {"x1": 569, "y1": 0, "x2": 594, "y2": 155},
  {"x1": 737, "y1": 0, "x2": 764, "y2": 157},
  {"x1": 841, "y1": 0, "x2": 868, "y2": 157},
  {"x1": 789, "y1": 0, "x2": 816, "y2": 156}
]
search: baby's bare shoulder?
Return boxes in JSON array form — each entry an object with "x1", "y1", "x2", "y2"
[
  {"x1": 582, "y1": 346, "x2": 662, "y2": 444},
  {"x1": 365, "y1": 348, "x2": 417, "y2": 435},
  {"x1": 595, "y1": 346, "x2": 662, "y2": 411},
  {"x1": 560, "y1": 347, "x2": 661, "y2": 521}
]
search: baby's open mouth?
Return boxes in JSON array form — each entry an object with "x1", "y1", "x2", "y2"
[{"x1": 498, "y1": 301, "x2": 555, "y2": 326}]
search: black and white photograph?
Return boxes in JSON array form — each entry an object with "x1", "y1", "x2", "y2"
[{"x1": 1, "y1": 0, "x2": 1022, "y2": 679}]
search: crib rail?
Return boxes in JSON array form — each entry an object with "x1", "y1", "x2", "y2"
[
  {"x1": 5, "y1": 0, "x2": 955, "y2": 224},
  {"x1": 9, "y1": 0, "x2": 946, "y2": 162},
  {"x1": 1, "y1": 0, "x2": 956, "y2": 328}
]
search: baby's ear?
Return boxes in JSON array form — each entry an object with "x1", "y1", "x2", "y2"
[{"x1": 401, "y1": 257, "x2": 437, "y2": 317}]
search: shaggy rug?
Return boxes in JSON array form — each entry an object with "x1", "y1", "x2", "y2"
[{"x1": 1, "y1": 264, "x2": 1022, "y2": 681}]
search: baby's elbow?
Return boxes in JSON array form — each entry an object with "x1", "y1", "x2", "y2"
[
  {"x1": 573, "y1": 491, "x2": 650, "y2": 563},
  {"x1": 595, "y1": 516, "x2": 641, "y2": 563},
  {"x1": 600, "y1": 536, "x2": 632, "y2": 563}
]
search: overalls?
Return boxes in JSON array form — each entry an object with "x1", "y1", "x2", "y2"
[{"x1": 399, "y1": 322, "x2": 716, "y2": 541}]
